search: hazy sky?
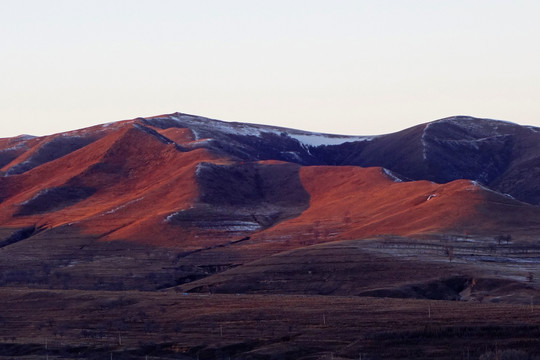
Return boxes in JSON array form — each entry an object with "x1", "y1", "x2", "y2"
[{"x1": 2, "y1": 0, "x2": 540, "y2": 137}]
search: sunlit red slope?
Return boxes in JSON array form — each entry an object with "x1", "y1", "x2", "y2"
[
  {"x1": 0, "y1": 120, "x2": 228, "y2": 249},
  {"x1": 1, "y1": 113, "x2": 540, "y2": 257},
  {"x1": 246, "y1": 166, "x2": 540, "y2": 249},
  {"x1": 0, "y1": 119, "x2": 309, "y2": 250}
]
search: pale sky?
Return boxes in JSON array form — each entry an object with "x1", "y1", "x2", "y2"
[{"x1": 2, "y1": 0, "x2": 540, "y2": 138}]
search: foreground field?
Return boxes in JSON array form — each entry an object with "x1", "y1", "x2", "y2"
[{"x1": 1, "y1": 287, "x2": 540, "y2": 359}]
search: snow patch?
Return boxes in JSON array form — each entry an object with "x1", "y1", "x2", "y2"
[
  {"x1": 165, "y1": 209, "x2": 187, "y2": 223},
  {"x1": 421, "y1": 123, "x2": 432, "y2": 161},
  {"x1": 15, "y1": 135, "x2": 36, "y2": 141},
  {"x1": 191, "y1": 138, "x2": 214, "y2": 145},
  {"x1": 190, "y1": 128, "x2": 201, "y2": 140},
  {"x1": 0, "y1": 141, "x2": 28, "y2": 152},
  {"x1": 197, "y1": 220, "x2": 261, "y2": 232},
  {"x1": 19, "y1": 189, "x2": 51, "y2": 205},
  {"x1": 195, "y1": 162, "x2": 210, "y2": 177},
  {"x1": 467, "y1": 180, "x2": 485, "y2": 191},
  {"x1": 460, "y1": 255, "x2": 540, "y2": 264},
  {"x1": 299, "y1": 142, "x2": 313, "y2": 156},
  {"x1": 289, "y1": 134, "x2": 374, "y2": 147},
  {"x1": 187, "y1": 138, "x2": 215, "y2": 149},
  {"x1": 467, "y1": 181, "x2": 530, "y2": 204},
  {"x1": 382, "y1": 168, "x2": 403, "y2": 182},
  {"x1": 437, "y1": 116, "x2": 516, "y2": 127},
  {"x1": 5, "y1": 161, "x2": 31, "y2": 176},
  {"x1": 59, "y1": 132, "x2": 83, "y2": 138},
  {"x1": 434, "y1": 117, "x2": 519, "y2": 137},
  {"x1": 103, "y1": 197, "x2": 144, "y2": 215},
  {"x1": 468, "y1": 180, "x2": 502, "y2": 194},
  {"x1": 171, "y1": 114, "x2": 272, "y2": 137},
  {"x1": 281, "y1": 151, "x2": 302, "y2": 161},
  {"x1": 440, "y1": 135, "x2": 511, "y2": 151}
]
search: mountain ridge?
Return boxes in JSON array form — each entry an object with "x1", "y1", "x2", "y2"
[{"x1": 1, "y1": 112, "x2": 540, "y2": 296}]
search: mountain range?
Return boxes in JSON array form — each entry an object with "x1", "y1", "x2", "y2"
[
  {"x1": 1, "y1": 113, "x2": 540, "y2": 292},
  {"x1": 3, "y1": 113, "x2": 540, "y2": 359}
]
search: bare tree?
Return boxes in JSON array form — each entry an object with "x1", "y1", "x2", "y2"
[{"x1": 444, "y1": 246, "x2": 454, "y2": 262}]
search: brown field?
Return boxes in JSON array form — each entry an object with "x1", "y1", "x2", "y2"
[{"x1": 1, "y1": 287, "x2": 540, "y2": 359}]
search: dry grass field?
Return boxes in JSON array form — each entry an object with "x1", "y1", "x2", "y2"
[{"x1": 1, "y1": 287, "x2": 540, "y2": 359}]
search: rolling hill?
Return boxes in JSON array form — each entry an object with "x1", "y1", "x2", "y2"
[
  {"x1": 2, "y1": 112, "x2": 540, "y2": 358},
  {"x1": 1, "y1": 113, "x2": 540, "y2": 290}
]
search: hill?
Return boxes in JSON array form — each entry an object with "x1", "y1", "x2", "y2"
[{"x1": 2, "y1": 113, "x2": 540, "y2": 359}]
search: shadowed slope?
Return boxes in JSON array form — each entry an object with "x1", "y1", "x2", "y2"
[
  {"x1": 180, "y1": 236, "x2": 540, "y2": 306},
  {"x1": 180, "y1": 239, "x2": 467, "y2": 295},
  {"x1": 0, "y1": 135, "x2": 38, "y2": 170},
  {"x1": 325, "y1": 116, "x2": 540, "y2": 204},
  {"x1": 106, "y1": 161, "x2": 310, "y2": 249}
]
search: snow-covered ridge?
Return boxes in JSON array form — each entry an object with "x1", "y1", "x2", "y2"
[
  {"x1": 433, "y1": 116, "x2": 520, "y2": 137},
  {"x1": 421, "y1": 116, "x2": 521, "y2": 160},
  {"x1": 163, "y1": 113, "x2": 375, "y2": 147},
  {"x1": 436, "y1": 116, "x2": 518, "y2": 127},
  {"x1": 17, "y1": 134, "x2": 36, "y2": 140},
  {"x1": 289, "y1": 133, "x2": 375, "y2": 147}
]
